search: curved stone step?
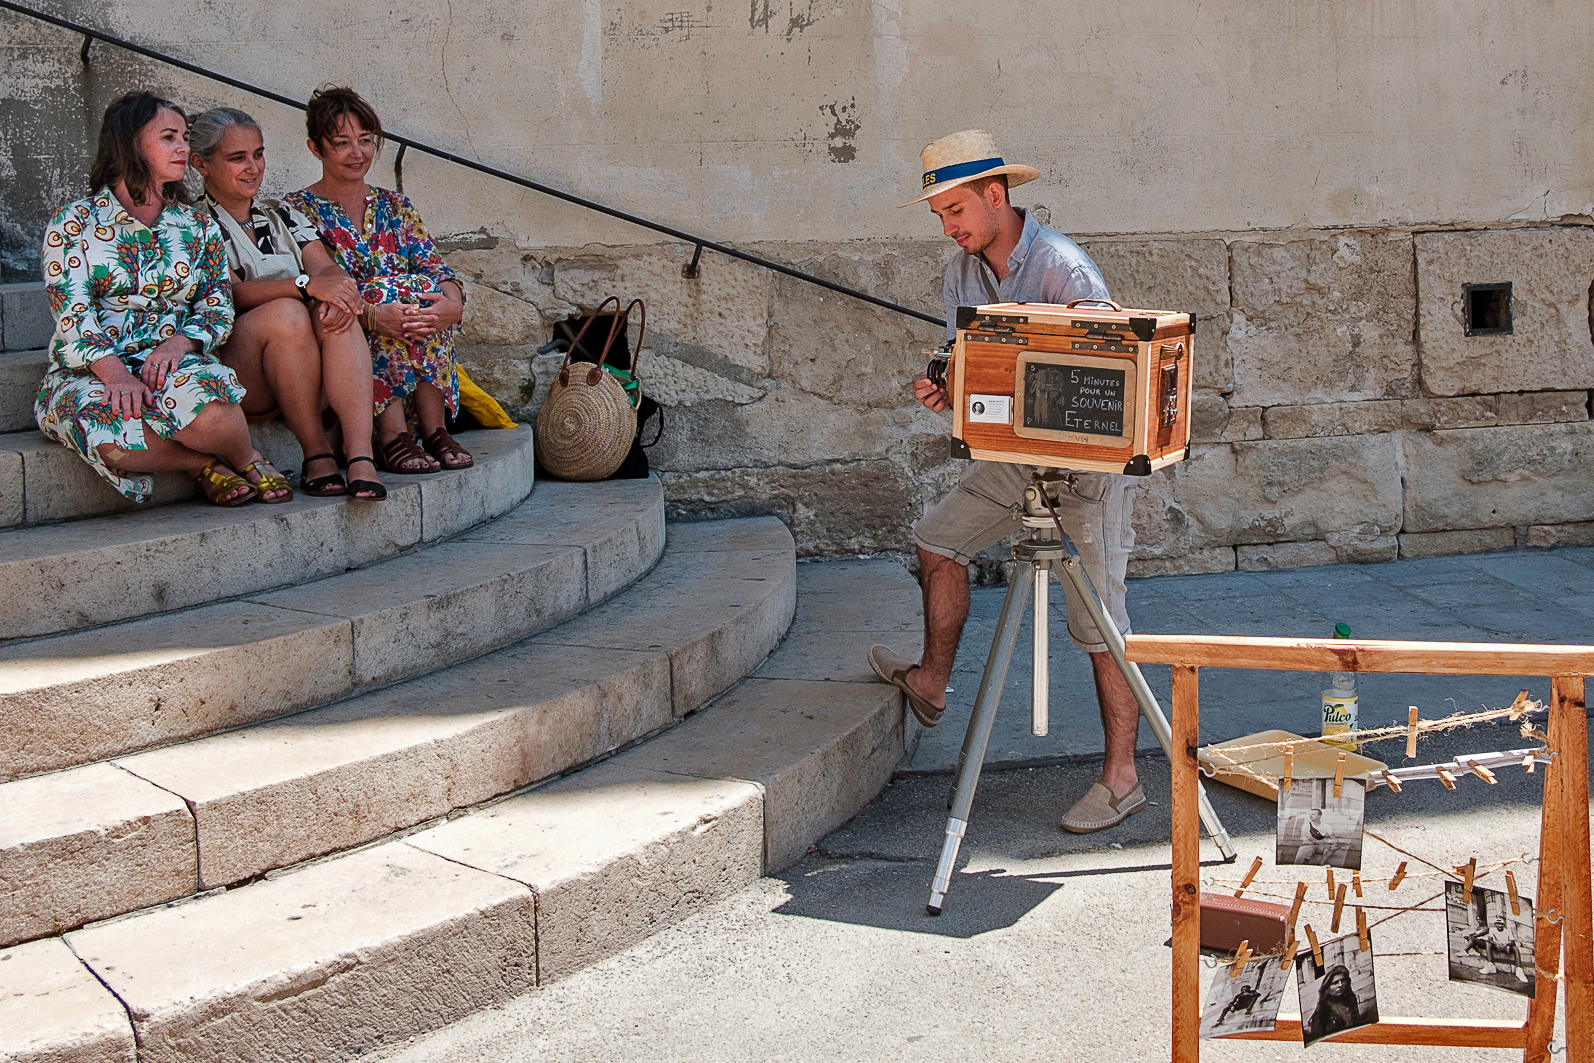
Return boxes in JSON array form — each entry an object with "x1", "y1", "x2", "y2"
[
  {"x1": 0, "y1": 477, "x2": 664, "y2": 781},
  {"x1": 0, "y1": 518, "x2": 796, "y2": 948},
  {"x1": 0, "y1": 424, "x2": 535, "y2": 641},
  {"x1": 0, "y1": 349, "x2": 47, "y2": 434},
  {"x1": 0, "y1": 558, "x2": 912, "y2": 1063}
]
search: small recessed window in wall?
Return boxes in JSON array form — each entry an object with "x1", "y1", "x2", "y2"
[{"x1": 1463, "y1": 282, "x2": 1513, "y2": 336}]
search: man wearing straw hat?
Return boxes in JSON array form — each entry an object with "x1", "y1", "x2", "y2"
[{"x1": 867, "y1": 129, "x2": 1144, "y2": 834}]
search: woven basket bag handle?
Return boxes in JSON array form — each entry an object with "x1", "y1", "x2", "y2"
[{"x1": 558, "y1": 296, "x2": 625, "y2": 387}]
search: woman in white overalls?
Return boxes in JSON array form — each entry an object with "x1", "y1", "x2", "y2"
[{"x1": 190, "y1": 107, "x2": 386, "y2": 500}]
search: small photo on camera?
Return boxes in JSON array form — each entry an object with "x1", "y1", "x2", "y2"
[{"x1": 1277, "y1": 776, "x2": 1365, "y2": 870}]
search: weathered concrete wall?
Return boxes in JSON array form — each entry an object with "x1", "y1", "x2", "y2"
[
  {"x1": 449, "y1": 223, "x2": 1594, "y2": 570},
  {"x1": 4, "y1": 0, "x2": 1594, "y2": 568}
]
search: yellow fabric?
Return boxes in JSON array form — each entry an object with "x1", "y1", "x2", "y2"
[{"x1": 456, "y1": 366, "x2": 517, "y2": 429}]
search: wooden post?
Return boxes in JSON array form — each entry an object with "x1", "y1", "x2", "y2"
[
  {"x1": 1523, "y1": 682, "x2": 1567, "y2": 1063},
  {"x1": 1171, "y1": 664, "x2": 1201, "y2": 1063},
  {"x1": 1553, "y1": 676, "x2": 1591, "y2": 1063}
]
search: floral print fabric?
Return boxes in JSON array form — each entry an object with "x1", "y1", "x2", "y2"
[
  {"x1": 36, "y1": 190, "x2": 244, "y2": 502},
  {"x1": 284, "y1": 187, "x2": 459, "y2": 415}
]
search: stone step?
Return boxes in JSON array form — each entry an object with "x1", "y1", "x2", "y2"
[
  {"x1": 0, "y1": 476, "x2": 665, "y2": 781},
  {"x1": 0, "y1": 282, "x2": 52, "y2": 356},
  {"x1": 0, "y1": 518, "x2": 797, "y2": 949},
  {"x1": 0, "y1": 558, "x2": 913, "y2": 1063},
  {"x1": 0, "y1": 423, "x2": 535, "y2": 641},
  {"x1": 0, "y1": 349, "x2": 47, "y2": 433}
]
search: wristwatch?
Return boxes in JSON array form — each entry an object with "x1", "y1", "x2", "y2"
[{"x1": 294, "y1": 274, "x2": 311, "y2": 299}]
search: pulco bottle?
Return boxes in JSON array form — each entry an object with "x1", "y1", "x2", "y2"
[{"x1": 1322, "y1": 621, "x2": 1358, "y2": 750}]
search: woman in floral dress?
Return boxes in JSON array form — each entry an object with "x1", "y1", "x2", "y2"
[
  {"x1": 37, "y1": 91, "x2": 291, "y2": 505},
  {"x1": 285, "y1": 86, "x2": 472, "y2": 473}
]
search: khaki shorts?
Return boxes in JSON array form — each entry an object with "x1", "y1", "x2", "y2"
[{"x1": 913, "y1": 461, "x2": 1135, "y2": 653}]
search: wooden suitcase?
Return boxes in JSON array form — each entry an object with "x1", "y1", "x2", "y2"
[{"x1": 946, "y1": 298, "x2": 1194, "y2": 475}]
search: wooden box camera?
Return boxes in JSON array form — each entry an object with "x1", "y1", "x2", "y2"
[{"x1": 937, "y1": 299, "x2": 1194, "y2": 475}]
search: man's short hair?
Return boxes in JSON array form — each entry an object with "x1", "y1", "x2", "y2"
[{"x1": 962, "y1": 174, "x2": 1010, "y2": 201}]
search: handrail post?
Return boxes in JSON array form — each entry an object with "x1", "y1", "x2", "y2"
[
  {"x1": 79, "y1": 33, "x2": 91, "y2": 64},
  {"x1": 681, "y1": 242, "x2": 704, "y2": 280}
]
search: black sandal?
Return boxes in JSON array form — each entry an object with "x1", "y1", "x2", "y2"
[
  {"x1": 299, "y1": 452, "x2": 346, "y2": 496},
  {"x1": 345, "y1": 457, "x2": 387, "y2": 501}
]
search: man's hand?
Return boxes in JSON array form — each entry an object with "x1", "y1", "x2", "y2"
[{"x1": 912, "y1": 376, "x2": 950, "y2": 413}]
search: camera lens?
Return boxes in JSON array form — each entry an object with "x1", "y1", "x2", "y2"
[{"x1": 926, "y1": 356, "x2": 948, "y2": 390}]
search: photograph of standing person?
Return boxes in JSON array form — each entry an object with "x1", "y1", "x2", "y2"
[
  {"x1": 285, "y1": 85, "x2": 473, "y2": 476},
  {"x1": 1294, "y1": 936, "x2": 1379, "y2": 1047},
  {"x1": 1277, "y1": 776, "x2": 1366, "y2": 869},
  {"x1": 1446, "y1": 883, "x2": 1536, "y2": 996}
]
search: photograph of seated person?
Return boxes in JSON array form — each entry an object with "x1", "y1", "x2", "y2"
[
  {"x1": 36, "y1": 91, "x2": 290, "y2": 507},
  {"x1": 867, "y1": 129, "x2": 1143, "y2": 834},
  {"x1": 285, "y1": 86, "x2": 472, "y2": 475},
  {"x1": 189, "y1": 107, "x2": 386, "y2": 501}
]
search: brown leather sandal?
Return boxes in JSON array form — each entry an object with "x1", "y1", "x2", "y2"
[
  {"x1": 378, "y1": 434, "x2": 440, "y2": 474},
  {"x1": 423, "y1": 426, "x2": 474, "y2": 470}
]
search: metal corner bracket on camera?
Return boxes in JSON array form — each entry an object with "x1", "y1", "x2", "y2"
[{"x1": 925, "y1": 469, "x2": 1238, "y2": 916}]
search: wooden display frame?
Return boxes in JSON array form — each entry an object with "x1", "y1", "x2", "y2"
[{"x1": 1120, "y1": 634, "x2": 1594, "y2": 1063}]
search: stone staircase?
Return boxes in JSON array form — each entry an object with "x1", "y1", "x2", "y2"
[{"x1": 0, "y1": 280, "x2": 913, "y2": 1062}]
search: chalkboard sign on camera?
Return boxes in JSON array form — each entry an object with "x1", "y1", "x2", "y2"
[
  {"x1": 943, "y1": 298, "x2": 1194, "y2": 475},
  {"x1": 1023, "y1": 362, "x2": 1127, "y2": 437}
]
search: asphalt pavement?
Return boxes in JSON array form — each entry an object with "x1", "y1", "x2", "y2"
[{"x1": 373, "y1": 546, "x2": 1592, "y2": 1063}]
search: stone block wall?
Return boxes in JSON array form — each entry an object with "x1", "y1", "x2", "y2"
[{"x1": 445, "y1": 219, "x2": 1594, "y2": 571}]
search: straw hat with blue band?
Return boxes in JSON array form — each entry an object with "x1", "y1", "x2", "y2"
[{"x1": 899, "y1": 128, "x2": 1041, "y2": 208}]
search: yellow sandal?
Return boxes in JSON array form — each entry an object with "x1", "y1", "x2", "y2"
[
  {"x1": 195, "y1": 460, "x2": 258, "y2": 507},
  {"x1": 240, "y1": 460, "x2": 294, "y2": 504}
]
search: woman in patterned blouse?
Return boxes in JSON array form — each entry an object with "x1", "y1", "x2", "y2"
[
  {"x1": 190, "y1": 107, "x2": 386, "y2": 501},
  {"x1": 37, "y1": 92, "x2": 291, "y2": 506},
  {"x1": 285, "y1": 86, "x2": 472, "y2": 474}
]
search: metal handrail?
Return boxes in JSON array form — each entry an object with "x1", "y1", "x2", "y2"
[{"x1": 0, "y1": 0, "x2": 944, "y2": 327}]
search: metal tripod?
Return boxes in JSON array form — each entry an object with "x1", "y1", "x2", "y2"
[{"x1": 925, "y1": 473, "x2": 1238, "y2": 916}]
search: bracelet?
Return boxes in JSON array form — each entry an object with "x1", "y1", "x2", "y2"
[{"x1": 362, "y1": 304, "x2": 375, "y2": 332}]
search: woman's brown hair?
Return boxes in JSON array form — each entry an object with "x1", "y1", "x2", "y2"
[
  {"x1": 89, "y1": 92, "x2": 191, "y2": 206},
  {"x1": 305, "y1": 85, "x2": 383, "y2": 154}
]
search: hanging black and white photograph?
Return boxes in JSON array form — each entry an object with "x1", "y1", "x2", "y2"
[
  {"x1": 1294, "y1": 933, "x2": 1379, "y2": 1047},
  {"x1": 1445, "y1": 882, "x2": 1536, "y2": 997},
  {"x1": 1277, "y1": 776, "x2": 1365, "y2": 870},
  {"x1": 1199, "y1": 954, "x2": 1293, "y2": 1039}
]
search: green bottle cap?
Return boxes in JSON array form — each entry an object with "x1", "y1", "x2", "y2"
[{"x1": 1333, "y1": 622, "x2": 1352, "y2": 639}]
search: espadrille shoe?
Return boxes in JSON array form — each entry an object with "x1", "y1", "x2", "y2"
[{"x1": 1060, "y1": 781, "x2": 1146, "y2": 833}]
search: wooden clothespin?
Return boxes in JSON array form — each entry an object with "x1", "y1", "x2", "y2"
[
  {"x1": 1436, "y1": 766, "x2": 1457, "y2": 790},
  {"x1": 1281, "y1": 934, "x2": 1298, "y2": 965},
  {"x1": 1331, "y1": 882, "x2": 1347, "y2": 932},
  {"x1": 1506, "y1": 871, "x2": 1522, "y2": 916},
  {"x1": 1288, "y1": 881, "x2": 1308, "y2": 929},
  {"x1": 1230, "y1": 939, "x2": 1252, "y2": 979},
  {"x1": 1326, "y1": 867, "x2": 1336, "y2": 900},
  {"x1": 1464, "y1": 759, "x2": 1497, "y2": 785},
  {"x1": 1508, "y1": 689, "x2": 1530, "y2": 720},
  {"x1": 1406, "y1": 706, "x2": 1420, "y2": 758},
  {"x1": 1356, "y1": 906, "x2": 1369, "y2": 952},
  {"x1": 1459, "y1": 857, "x2": 1477, "y2": 904},
  {"x1": 1281, "y1": 745, "x2": 1294, "y2": 792},
  {"x1": 1234, "y1": 856, "x2": 1263, "y2": 899},
  {"x1": 1332, "y1": 752, "x2": 1347, "y2": 798},
  {"x1": 1381, "y1": 769, "x2": 1402, "y2": 793},
  {"x1": 1523, "y1": 753, "x2": 1536, "y2": 774},
  {"x1": 1352, "y1": 872, "x2": 1363, "y2": 898},
  {"x1": 1305, "y1": 923, "x2": 1323, "y2": 967},
  {"x1": 1389, "y1": 862, "x2": 1408, "y2": 890}
]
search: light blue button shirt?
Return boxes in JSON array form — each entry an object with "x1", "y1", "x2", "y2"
[{"x1": 942, "y1": 208, "x2": 1110, "y2": 340}]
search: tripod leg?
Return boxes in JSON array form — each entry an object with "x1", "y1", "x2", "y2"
[
  {"x1": 1032, "y1": 562, "x2": 1050, "y2": 737},
  {"x1": 1056, "y1": 553, "x2": 1239, "y2": 862},
  {"x1": 927, "y1": 565, "x2": 1034, "y2": 916}
]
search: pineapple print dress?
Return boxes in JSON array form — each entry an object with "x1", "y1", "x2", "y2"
[{"x1": 36, "y1": 190, "x2": 243, "y2": 502}]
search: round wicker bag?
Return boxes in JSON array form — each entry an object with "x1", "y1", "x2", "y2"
[{"x1": 535, "y1": 297, "x2": 644, "y2": 481}]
